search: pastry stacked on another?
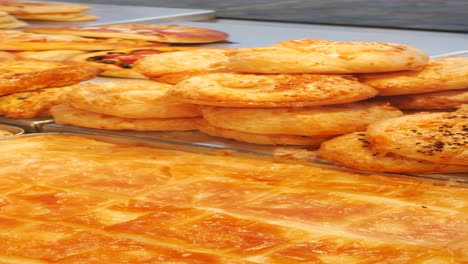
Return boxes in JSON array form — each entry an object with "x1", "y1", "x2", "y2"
[
  {"x1": 0, "y1": 53, "x2": 102, "y2": 118},
  {"x1": 0, "y1": 10, "x2": 27, "y2": 29},
  {"x1": 359, "y1": 57, "x2": 468, "y2": 111},
  {"x1": 168, "y1": 39, "x2": 430, "y2": 145},
  {"x1": 318, "y1": 106, "x2": 468, "y2": 173},
  {"x1": 51, "y1": 80, "x2": 202, "y2": 131},
  {"x1": 0, "y1": 0, "x2": 99, "y2": 22}
]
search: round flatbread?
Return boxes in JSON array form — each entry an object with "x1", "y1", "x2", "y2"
[
  {"x1": 169, "y1": 73, "x2": 378, "y2": 107},
  {"x1": 197, "y1": 119, "x2": 331, "y2": 146},
  {"x1": 365, "y1": 110, "x2": 468, "y2": 166},
  {"x1": 201, "y1": 102, "x2": 403, "y2": 136},
  {"x1": 133, "y1": 48, "x2": 230, "y2": 84},
  {"x1": 51, "y1": 104, "x2": 201, "y2": 131},
  {"x1": 0, "y1": 60, "x2": 101, "y2": 96},
  {"x1": 62, "y1": 80, "x2": 201, "y2": 119},
  {"x1": 25, "y1": 24, "x2": 230, "y2": 44},
  {"x1": 0, "y1": 86, "x2": 74, "y2": 118},
  {"x1": 226, "y1": 39, "x2": 429, "y2": 74},
  {"x1": 68, "y1": 47, "x2": 195, "y2": 79},
  {"x1": 318, "y1": 132, "x2": 468, "y2": 173},
  {"x1": 0, "y1": 1, "x2": 91, "y2": 14},
  {"x1": 358, "y1": 57, "x2": 468, "y2": 96},
  {"x1": 385, "y1": 88, "x2": 468, "y2": 110}
]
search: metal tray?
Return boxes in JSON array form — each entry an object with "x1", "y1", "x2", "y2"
[
  {"x1": 0, "y1": 123, "x2": 24, "y2": 136},
  {"x1": 40, "y1": 123, "x2": 468, "y2": 184},
  {"x1": 0, "y1": 116, "x2": 53, "y2": 133}
]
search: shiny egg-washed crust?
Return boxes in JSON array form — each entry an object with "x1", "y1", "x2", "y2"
[
  {"x1": 133, "y1": 49, "x2": 230, "y2": 84},
  {"x1": 365, "y1": 109, "x2": 468, "y2": 166},
  {"x1": 68, "y1": 46, "x2": 196, "y2": 79},
  {"x1": 0, "y1": 1, "x2": 91, "y2": 14},
  {"x1": 225, "y1": 39, "x2": 429, "y2": 74},
  {"x1": 51, "y1": 104, "x2": 201, "y2": 131},
  {"x1": 170, "y1": 73, "x2": 378, "y2": 107},
  {"x1": 201, "y1": 102, "x2": 403, "y2": 136},
  {"x1": 384, "y1": 88, "x2": 468, "y2": 110},
  {"x1": 0, "y1": 86, "x2": 74, "y2": 118},
  {"x1": 358, "y1": 57, "x2": 468, "y2": 96},
  {"x1": 25, "y1": 24, "x2": 230, "y2": 43},
  {"x1": 318, "y1": 132, "x2": 468, "y2": 173},
  {"x1": 14, "y1": 12, "x2": 99, "y2": 22},
  {"x1": 0, "y1": 30, "x2": 165, "y2": 51},
  {"x1": 0, "y1": 60, "x2": 101, "y2": 96},
  {"x1": 62, "y1": 80, "x2": 201, "y2": 119},
  {"x1": 197, "y1": 119, "x2": 331, "y2": 146}
]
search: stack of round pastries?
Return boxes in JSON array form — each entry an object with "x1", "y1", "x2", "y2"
[
  {"x1": 318, "y1": 106, "x2": 468, "y2": 173},
  {"x1": 51, "y1": 80, "x2": 202, "y2": 131},
  {"x1": 134, "y1": 38, "x2": 435, "y2": 145},
  {"x1": 359, "y1": 56, "x2": 468, "y2": 111}
]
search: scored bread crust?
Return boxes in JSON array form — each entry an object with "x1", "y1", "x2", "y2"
[
  {"x1": 196, "y1": 119, "x2": 331, "y2": 145},
  {"x1": 0, "y1": 60, "x2": 101, "y2": 96},
  {"x1": 365, "y1": 110, "x2": 468, "y2": 166},
  {"x1": 318, "y1": 132, "x2": 468, "y2": 173},
  {"x1": 25, "y1": 24, "x2": 230, "y2": 43},
  {"x1": 201, "y1": 102, "x2": 403, "y2": 136},
  {"x1": 133, "y1": 49, "x2": 230, "y2": 84},
  {"x1": 358, "y1": 57, "x2": 468, "y2": 96},
  {"x1": 385, "y1": 88, "x2": 468, "y2": 110},
  {"x1": 0, "y1": 86, "x2": 74, "y2": 118},
  {"x1": 51, "y1": 104, "x2": 201, "y2": 131},
  {"x1": 62, "y1": 80, "x2": 201, "y2": 119},
  {"x1": 169, "y1": 73, "x2": 378, "y2": 107},
  {"x1": 226, "y1": 39, "x2": 429, "y2": 74}
]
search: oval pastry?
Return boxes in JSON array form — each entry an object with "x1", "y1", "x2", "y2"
[
  {"x1": 359, "y1": 57, "x2": 468, "y2": 96},
  {"x1": 365, "y1": 109, "x2": 468, "y2": 166},
  {"x1": 201, "y1": 102, "x2": 403, "y2": 136},
  {"x1": 133, "y1": 49, "x2": 230, "y2": 84},
  {"x1": 226, "y1": 39, "x2": 429, "y2": 74},
  {"x1": 197, "y1": 119, "x2": 331, "y2": 145},
  {"x1": 169, "y1": 73, "x2": 378, "y2": 107},
  {"x1": 62, "y1": 80, "x2": 201, "y2": 119},
  {"x1": 318, "y1": 132, "x2": 468, "y2": 173},
  {"x1": 385, "y1": 88, "x2": 468, "y2": 110},
  {"x1": 51, "y1": 104, "x2": 201, "y2": 131}
]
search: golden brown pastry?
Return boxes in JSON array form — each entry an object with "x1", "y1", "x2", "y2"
[
  {"x1": 318, "y1": 132, "x2": 468, "y2": 173},
  {"x1": 201, "y1": 102, "x2": 403, "y2": 136},
  {"x1": 51, "y1": 104, "x2": 201, "y2": 131},
  {"x1": 0, "y1": 60, "x2": 101, "y2": 96},
  {"x1": 169, "y1": 73, "x2": 378, "y2": 107},
  {"x1": 365, "y1": 109, "x2": 468, "y2": 166},
  {"x1": 133, "y1": 49, "x2": 230, "y2": 84},
  {"x1": 197, "y1": 119, "x2": 331, "y2": 145},
  {"x1": 226, "y1": 39, "x2": 429, "y2": 74},
  {"x1": 0, "y1": 86, "x2": 74, "y2": 118},
  {"x1": 384, "y1": 88, "x2": 468, "y2": 110},
  {"x1": 359, "y1": 57, "x2": 468, "y2": 96},
  {"x1": 61, "y1": 80, "x2": 201, "y2": 119}
]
